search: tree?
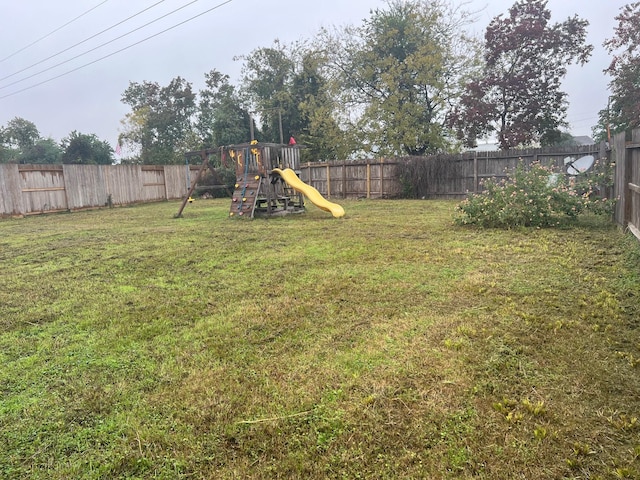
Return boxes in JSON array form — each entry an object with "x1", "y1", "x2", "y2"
[
  {"x1": 238, "y1": 40, "x2": 297, "y2": 144},
  {"x1": 120, "y1": 77, "x2": 197, "y2": 164},
  {"x1": 321, "y1": 0, "x2": 479, "y2": 157},
  {"x1": 450, "y1": 0, "x2": 592, "y2": 150},
  {"x1": 1, "y1": 117, "x2": 40, "y2": 162},
  {"x1": 238, "y1": 40, "x2": 347, "y2": 160},
  {"x1": 289, "y1": 49, "x2": 350, "y2": 161},
  {"x1": 594, "y1": 2, "x2": 640, "y2": 142},
  {"x1": 19, "y1": 138, "x2": 63, "y2": 164},
  {"x1": 61, "y1": 131, "x2": 113, "y2": 165},
  {"x1": 196, "y1": 69, "x2": 253, "y2": 147},
  {"x1": 0, "y1": 128, "x2": 8, "y2": 163},
  {"x1": 2, "y1": 117, "x2": 40, "y2": 150}
]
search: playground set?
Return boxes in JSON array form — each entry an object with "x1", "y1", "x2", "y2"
[{"x1": 175, "y1": 141, "x2": 344, "y2": 219}]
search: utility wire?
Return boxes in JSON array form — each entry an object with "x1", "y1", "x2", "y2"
[
  {"x1": 0, "y1": 0, "x2": 201, "y2": 91},
  {"x1": 0, "y1": 0, "x2": 168, "y2": 83},
  {"x1": 0, "y1": 0, "x2": 110, "y2": 64},
  {"x1": 0, "y1": 0, "x2": 235, "y2": 100}
]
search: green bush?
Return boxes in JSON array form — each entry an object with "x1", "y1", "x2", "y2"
[{"x1": 454, "y1": 161, "x2": 615, "y2": 228}]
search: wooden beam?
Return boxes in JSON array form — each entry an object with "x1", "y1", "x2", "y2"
[
  {"x1": 22, "y1": 187, "x2": 65, "y2": 192},
  {"x1": 366, "y1": 161, "x2": 371, "y2": 199},
  {"x1": 174, "y1": 151, "x2": 210, "y2": 218},
  {"x1": 380, "y1": 158, "x2": 384, "y2": 198},
  {"x1": 473, "y1": 151, "x2": 478, "y2": 193},
  {"x1": 342, "y1": 160, "x2": 347, "y2": 199},
  {"x1": 326, "y1": 164, "x2": 331, "y2": 198}
]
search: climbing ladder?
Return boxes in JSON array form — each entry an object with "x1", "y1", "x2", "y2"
[{"x1": 229, "y1": 175, "x2": 262, "y2": 218}]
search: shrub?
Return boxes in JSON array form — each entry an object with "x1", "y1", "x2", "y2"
[{"x1": 454, "y1": 161, "x2": 616, "y2": 228}]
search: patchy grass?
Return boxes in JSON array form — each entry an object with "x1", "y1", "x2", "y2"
[{"x1": 1, "y1": 199, "x2": 639, "y2": 479}]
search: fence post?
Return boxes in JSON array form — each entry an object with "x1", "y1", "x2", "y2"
[
  {"x1": 614, "y1": 131, "x2": 629, "y2": 228},
  {"x1": 163, "y1": 166, "x2": 170, "y2": 200},
  {"x1": 627, "y1": 129, "x2": 640, "y2": 232},
  {"x1": 366, "y1": 161, "x2": 371, "y2": 199},
  {"x1": 380, "y1": 158, "x2": 385, "y2": 198},
  {"x1": 342, "y1": 160, "x2": 347, "y2": 198},
  {"x1": 326, "y1": 163, "x2": 331, "y2": 198},
  {"x1": 473, "y1": 151, "x2": 478, "y2": 193}
]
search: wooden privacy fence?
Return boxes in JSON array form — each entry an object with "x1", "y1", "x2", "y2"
[
  {"x1": 299, "y1": 144, "x2": 607, "y2": 200},
  {"x1": 0, "y1": 143, "x2": 621, "y2": 219},
  {"x1": 0, "y1": 164, "x2": 198, "y2": 217},
  {"x1": 612, "y1": 129, "x2": 640, "y2": 240},
  {"x1": 299, "y1": 159, "x2": 401, "y2": 199}
]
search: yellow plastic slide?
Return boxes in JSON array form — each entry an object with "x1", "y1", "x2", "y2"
[{"x1": 272, "y1": 168, "x2": 345, "y2": 218}]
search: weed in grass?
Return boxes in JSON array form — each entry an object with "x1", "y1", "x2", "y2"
[
  {"x1": 534, "y1": 426, "x2": 548, "y2": 441},
  {"x1": 610, "y1": 414, "x2": 639, "y2": 432},
  {"x1": 613, "y1": 467, "x2": 638, "y2": 479},
  {"x1": 522, "y1": 398, "x2": 546, "y2": 417}
]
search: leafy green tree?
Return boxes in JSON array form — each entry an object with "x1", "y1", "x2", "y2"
[
  {"x1": 238, "y1": 40, "x2": 297, "y2": 144},
  {"x1": 594, "y1": 2, "x2": 640, "y2": 142},
  {"x1": 1, "y1": 117, "x2": 40, "y2": 162},
  {"x1": 19, "y1": 138, "x2": 63, "y2": 164},
  {"x1": 450, "y1": 0, "x2": 592, "y2": 150},
  {"x1": 0, "y1": 129, "x2": 8, "y2": 163},
  {"x1": 290, "y1": 49, "x2": 349, "y2": 161},
  {"x1": 118, "y1": 107, "x2": 150, "y2": 164},
  {"x1": 238, "y1": 40, "x2": 347, "y2": 160},
  {"x1": 197, "y1": 69, "x2": 253, "y2": 147},
  {"x1": 2, "y1": 117, "x2": 40, "y2": 150},
  {"x1": 61, "y1": 131, "x2": 113, "y2": 165},
  {"x1": 120, "y1": 77, "x2": 197, "y2": 164},
  {"x1": 320, "y1": 0, "x2": 479, "y2": 157}
]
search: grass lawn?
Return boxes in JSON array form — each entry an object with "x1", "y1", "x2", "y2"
[{"x1": 1, "y1": 199, "x2": 639, "y2": 479}]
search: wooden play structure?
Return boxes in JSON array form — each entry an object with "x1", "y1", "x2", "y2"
[
  {"x1": 175, "y1": 142, "x2": 302, "y2": 218},
  {"x1": 175, "y1": 141, "x2": 344, "y2": 219},
  {"x1": 226, "y1": 141, "x2": 306, "y2": 218}
]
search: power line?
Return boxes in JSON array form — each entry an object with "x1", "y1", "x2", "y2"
[
  {"x1": 0, "y1": 0, "x2": 235, "y2": 100},
  {"x1": 0, "y1": 0, "x2": 202, "y2": 91},
  {"x1": 0, "y1": 0, "x2": 110, "y2": 64},
  {"x1": 0, "y1": 0, "x2": 168, "y2": 83}
]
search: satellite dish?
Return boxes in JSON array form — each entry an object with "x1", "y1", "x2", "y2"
[{"x1": 565, "y1": 155, "x2": 594, "y2": 175}]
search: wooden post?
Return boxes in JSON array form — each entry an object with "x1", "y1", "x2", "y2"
[
  {"x1": 473, "y1": 151, "x2": 478, "y2": 193},
  {"x1": 326, "y1": 163, "x2": 331, "y2": 198},
  {"x1": 626, "y1": 130, "x2": 639, "y2": 230},
  {"x1": 342, "y1": 160, "x2": 347, "y2": 198},
  {"x1": 174, "y1": 151, "x2": 209, "y2": 218},
  {"x1": 62, "y1": 165, "x2": 70, "y2": 211},
  {"x1": 366, "y1": 161, "x2": 371, "y2": 199},
  {"x1": 163, "y1": 166, "x2": 170, "y2": 200},
  {"x1": 380, "y1": 158, "x2": 385, "y2": 198},
  {"x1": 614, "y1": 131, "x2": 627, "y2": 227}
]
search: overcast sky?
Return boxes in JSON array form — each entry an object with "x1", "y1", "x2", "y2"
[{"x1": 0, "y1": 0, "x2": 631, "y2": 151}]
